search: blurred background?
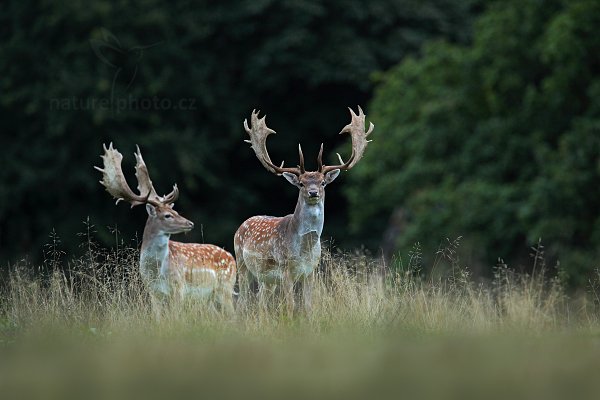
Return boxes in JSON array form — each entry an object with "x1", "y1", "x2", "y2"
[{"x1": 0, "y1": 0, "x2": 598, "y2": 286}]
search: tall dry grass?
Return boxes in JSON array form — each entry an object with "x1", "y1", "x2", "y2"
[
  {"x1": 2, "y1": 235, "x2": 598, "y2": 341},
  {"x1": 2, "y1": 234, "x2": 600, "y2": 399}
]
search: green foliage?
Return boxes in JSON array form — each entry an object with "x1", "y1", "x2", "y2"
[
  {"x1": 0, "y1": 0, "x2": 481, "y2": 264},
  {"x1": 348, "y1": 0, "x2": 600, "y2": 284}
]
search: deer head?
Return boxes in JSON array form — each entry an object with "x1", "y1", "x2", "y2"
[
  {"x1": 243, "y1": 106, "x2": 374, "y2": 204},
  {"x1": 95, "y1": 143, "x2": 194, "y2": 234}
]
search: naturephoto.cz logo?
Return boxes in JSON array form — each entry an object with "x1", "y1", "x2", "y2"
[
  {"x1": 49, "y1": 95, "x2": 196, "y2": 112},
  {"x1": 49, "y1": 28, "x2": 196, "y2": 113}
]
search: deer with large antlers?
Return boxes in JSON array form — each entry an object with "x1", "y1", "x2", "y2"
[
  {"x1": 96, "y1": 144, "x2": 236, "y2": 313},
  {"x1": 235, "y1": 106, "x2": 373, "y2": 312}
]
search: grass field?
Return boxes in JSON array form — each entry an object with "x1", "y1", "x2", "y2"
[{"x1": 2, "y1": 240, "x2": 600, "y2": 400}]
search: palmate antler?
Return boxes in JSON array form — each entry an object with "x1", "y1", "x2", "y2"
[
  {"x1": 244, "y1": 110, "x2": 306, "y2": 176},
  {"x1": 320, "y1": 106, "x2": 374, "y2": 174},
  {"x1": 133, "y1": 145, "x2": 179, "y2": 204},
  {"x1": 243, "y1": 106, "x2": 373, "y2": 176},
  {"x1": 95, "y1": 143, "x2": 178, "y2": 208}
]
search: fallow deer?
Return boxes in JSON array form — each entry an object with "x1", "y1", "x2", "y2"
[
  {"x1": 235, "y1": 107, "x2": 373, "y2": 312},
  {"x1": 96, "y1": 143, "x2": 236, "y2": 312}
]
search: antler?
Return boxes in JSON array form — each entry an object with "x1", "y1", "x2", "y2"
[
  {"x1": 244, "y1": 110, "x2": 304, "y2": 176},
  {"x1": 95, "y1": 143, "x2": 178, "y2": 208},
  {"x1": 320, "y1": 106, "x2": 374, "y2": 174},
  {"x1": 133, "y1": 145, "x2": 179, "y2": 205},
  {"x1": 133, "y1": 145, "x2": 158, "y2": 201}
]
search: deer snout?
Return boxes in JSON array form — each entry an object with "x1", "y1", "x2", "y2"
[
  {"x1": 308, "y1": 190, "x2": 319, "y2": 198},
  {"x1": 187, "y1": 221, "x2": 194, "y2": 228}
]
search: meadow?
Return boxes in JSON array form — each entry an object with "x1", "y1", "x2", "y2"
[{"x1": 1, "y1": 235, "x2": 600, "y2": 400}]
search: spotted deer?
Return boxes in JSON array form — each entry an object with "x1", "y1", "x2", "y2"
[
  {"x1": 96, "y1": 143, "x2": 236, "y2": 312},
  {"x1": 235, "y1": 107, "x2": 373, "y2": 312}
]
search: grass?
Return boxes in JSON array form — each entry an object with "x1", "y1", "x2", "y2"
[{"x1": 2, "y1": 236, "x2": 600, "y2": 400}]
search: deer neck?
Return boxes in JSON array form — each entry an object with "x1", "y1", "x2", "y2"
[
  {"x1": 290, "y1": 193, "x2": 325, "y2": 238},
  {"x1": 140, "y1": 218, "x2": 171, "y2": 278}
]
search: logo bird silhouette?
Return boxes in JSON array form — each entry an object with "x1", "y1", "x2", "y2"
[{"x1": 90, "y1": 28, "x2": 161, "y2": 95}]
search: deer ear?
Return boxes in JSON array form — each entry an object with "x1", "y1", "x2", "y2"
[
  {"x1": 146, "y1": 204, "x2": 157, "y2": 217},
  {"x1": 324, "y1": 169, "x2": 340, "y2": 185},
  {"x1": 282, "y1": 172, "x2": 302, "y2": 188}
]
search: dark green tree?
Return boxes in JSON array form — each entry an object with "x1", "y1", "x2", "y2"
[
  {"x1": 0, "y1": 0, "x2": 481, "y2": 265},
  {"x1": 347, "y1": 0, "x2": 600, "y2": 284}
]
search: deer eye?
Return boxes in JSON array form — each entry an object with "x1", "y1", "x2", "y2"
[
  {"x1": 321, "y1": 180, "x2": 326, "y2": 186},
  {"x1": 299, "y1": 182, "x2": 304, "y2": 187},
  {"x1": 164, "y1": 214, "x2": 173, "y2": 219}
]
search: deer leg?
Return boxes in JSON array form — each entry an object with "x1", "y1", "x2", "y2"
[
  {"x1": 149, "y1": 292, "x2": 171, "y2": 320},
  {"x1": 237, "y1": 263, "x2": 257, "y2": 311},
  {"x1": 282, "y1": 270, "x2": 295, "y2": 317},
  {"x1": 215, "y1": 284, "x2": 235, "y2": 315},
  {"x1": 257, "y1": 280, "x2": 274, "y2": 315},
  {"x1": 297, "y1": 274, "x2": 314, "y2": 313},
  {"x1": 301, "y1": 274, "x2": 314, "y2": 314}
]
